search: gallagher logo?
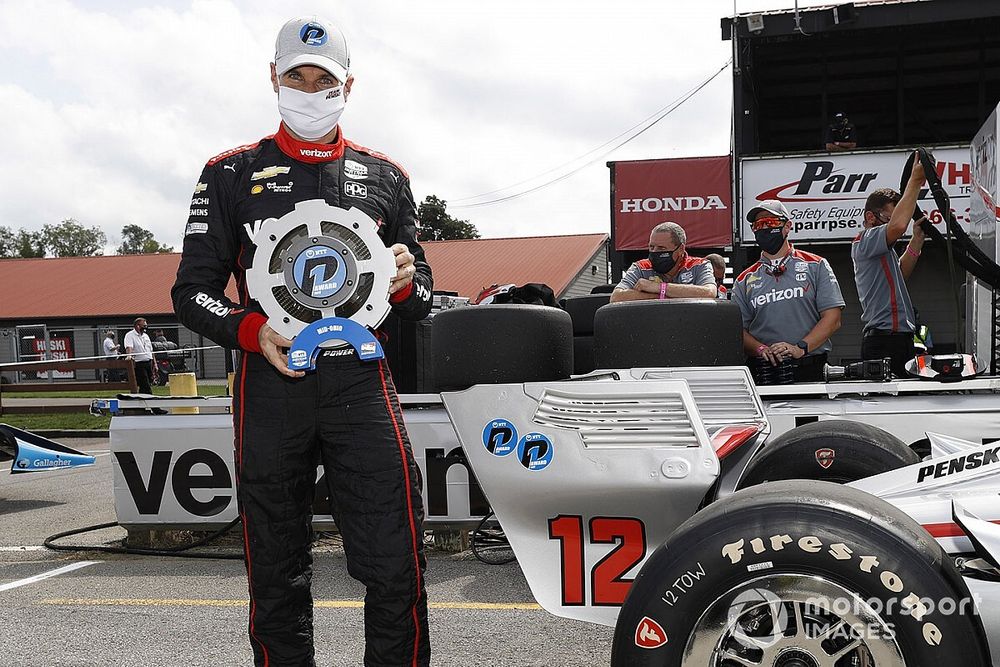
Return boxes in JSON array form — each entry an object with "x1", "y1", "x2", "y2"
[{"x1": 634, "y1": 617, "x2": 667, "y2": 649}]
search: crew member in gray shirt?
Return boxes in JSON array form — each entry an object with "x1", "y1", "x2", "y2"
[
  {"x1": 733, "y1": 200, "x2": 845, "y2": 382},
  {"x1": 852, "y1": 152, "x2": 927, "y2": 377},
  {"x1": 611, "y1": 221, "x2": 716, "y2": 302}
]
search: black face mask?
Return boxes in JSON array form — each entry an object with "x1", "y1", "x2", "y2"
[
  {"x1": 649, "y1": 250, "x2": 677, "y2": 275},
  {"x1": 754, "y1": 228, "x2": 786, "y2": 255}
]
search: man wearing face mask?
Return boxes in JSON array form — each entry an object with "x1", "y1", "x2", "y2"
[
  {"x1": 732, "y1": 200, "x2": 845, "y2": 382},
  {"x1": 123, "y1": 317, "x2": 154, "y2": 393},
  {"x1": 610, "y1": 221, "x2": 717, "y2": 302},
  {"x1": 172, "y1": 15, "x2": 433, "y2": 667},
  {"x1": 852, "y1": 154, "x2": 927, "y2": 377}
]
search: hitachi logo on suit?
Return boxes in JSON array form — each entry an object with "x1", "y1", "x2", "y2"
[
  {"x1": 752, "y1": 286, "x2": 806, "y2": 307},
  {"x1": 620, "y1": 196, "x2": 726, "y2": 213}
]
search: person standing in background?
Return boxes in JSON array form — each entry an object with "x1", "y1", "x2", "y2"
[{"x1": 123, "y1": 317, "x2": 154, "y2": 393}]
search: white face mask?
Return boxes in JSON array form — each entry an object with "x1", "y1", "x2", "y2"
[{"x1": 277, "y1": 84, "x2": 346, "y2": 141}]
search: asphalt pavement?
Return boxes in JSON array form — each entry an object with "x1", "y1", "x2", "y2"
[{"x1": 0, "y1": 438, "x2": 614, "y2": 666}]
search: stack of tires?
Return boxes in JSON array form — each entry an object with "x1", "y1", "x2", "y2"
[
  {"x1": 594, "y1": 299, "x2": 745, "y2": 369},
  {"x1": 560, "y1": 294, "x2": 612, "y2": 375},
  {"x1": 431, "y1": 304, "x2": 574, "y2": 391}
]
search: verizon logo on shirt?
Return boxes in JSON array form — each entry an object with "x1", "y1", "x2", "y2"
[{"x1": 751, "y1": 286, "x2": 806, "y2": 307}]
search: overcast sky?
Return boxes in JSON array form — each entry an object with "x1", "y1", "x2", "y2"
[{"x1": 0, "y1": 0, "x2": 833, "y2": 251}]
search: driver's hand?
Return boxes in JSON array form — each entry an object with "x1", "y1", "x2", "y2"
[
  {"x1": 390, "y1": 243, "x2": 416, "y2": 296},
  {"x1": 258, "y1": 323, "x2": 305, "y2": 378}
]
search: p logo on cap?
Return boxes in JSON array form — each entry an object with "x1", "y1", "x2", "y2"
[{"x1": 300, "y1": 23, "x2": 328, "y2": 46}]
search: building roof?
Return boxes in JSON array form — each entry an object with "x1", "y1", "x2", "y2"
[
  {"x1": 0, "y1": 253, "x2": 191, "y2": 320},
  {"x1": 423, "y1": 233, "x2": 607, "y2": 300},
  {"x1": 0, "y1": 233, "x2": 607, "y2": 320}
]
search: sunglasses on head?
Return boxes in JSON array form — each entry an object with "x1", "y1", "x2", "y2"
[{"x1": 751, "y1": 216, "x2": 787, "y2": 232}]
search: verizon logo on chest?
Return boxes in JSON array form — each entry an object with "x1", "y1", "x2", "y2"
[{"x1": 752, "y1": 286, "x2": 806, "y2": 307}]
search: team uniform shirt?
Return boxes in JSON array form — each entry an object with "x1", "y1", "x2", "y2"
[
  {"x1": 123, "y1": 330, "x2": 153, "y2": 362},
  {"x1": 851, "y1": 225, "x2": 915, "y2": 333},
  {"x1": 732, "y1": 247, "x2": 845, "y2": 356},
  {"x1": 617, "y1": 255, "x2": 715, "y2": 291}
]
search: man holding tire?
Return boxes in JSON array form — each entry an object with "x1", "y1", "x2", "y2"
[
  {"x1": 733, "y1": 200, "x2": 844, "y2": 382},
  {"x1": 610, "y1": 222, "x2": 717, "y2": 302},
  {"x1": 852, "y1": 153, "x2": 927, "y2": 377}
]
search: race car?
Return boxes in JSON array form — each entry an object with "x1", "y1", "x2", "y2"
[
  {"x1": 0, "y1": 424, "x2": 96, "y2": 474},
  {"x1": 442, "y1": 366, "x2": 1000, "y2": 665}
]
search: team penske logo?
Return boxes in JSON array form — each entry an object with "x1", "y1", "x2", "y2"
[
  {"x1": 917, "y1": 445, "x2": 1000, "y2": 482},
  {"x1": 751, "y1": 286, "x2": 805, "y2": 307},
  {"x1": 250, "y1": 166, "x2": 291, "y2": 181}
]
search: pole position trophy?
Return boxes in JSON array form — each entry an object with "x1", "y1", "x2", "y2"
[{"x1": 245, "y1": 199, "x2": 397, "y2": 371}]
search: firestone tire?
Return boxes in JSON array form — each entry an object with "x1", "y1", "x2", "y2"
[
  {"x1": 737, "y1": 419, "x2": 920, "y2": 489},
  {"x1": 594, "y1": 299, "x2": 743, "y2": 369},
  {"x1": 431, "y1": 304, "x2": 573, "y2": 391},
  {"x1": 611, "y1": 480, "x2": 990, "y2": 666}
]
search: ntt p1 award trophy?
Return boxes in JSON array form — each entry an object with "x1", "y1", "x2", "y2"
[{"x1": 245, "y1": 200, "x2": 397, "y2": 372}]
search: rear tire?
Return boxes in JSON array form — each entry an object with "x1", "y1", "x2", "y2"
[
  {"x1": 737, "y1": 419, "x2": 920, "y2": 488},
  {"x1": 612, "y1": 480, "x2": 990, "y2": 666}
]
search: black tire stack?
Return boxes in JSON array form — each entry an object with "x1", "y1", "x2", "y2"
[
  {"x1": 594, "y1": 299, "x2": 744, "y2": 369},
  {"x1": 560, "y1": 294, "x2": 611, "y2": 375},
  {"x1": 431, "y1": 304, "x2": 573, "y2": 391}
]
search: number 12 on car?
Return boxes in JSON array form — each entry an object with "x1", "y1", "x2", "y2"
[{"x1": 547, "y1": 515, "x2": 647, "y2": 607}]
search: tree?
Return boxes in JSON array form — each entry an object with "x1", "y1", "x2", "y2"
[
  {"x1": 0, "y1": 226, "x2": 14, "y2": 258},
  {"x1": 117, "y1": 223, "x2": 174, "y2": 254},
  {"x1": 14, "y1": 229, "x2": 46, "y2": 257},
  {"x1": 417, "y1": 195, "x2": 479, "y2": 241},
  {"x1": 41, "y1": 218, "x2": 106, "y2": 257}
]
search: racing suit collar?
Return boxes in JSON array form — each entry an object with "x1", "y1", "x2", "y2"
[{"x1": 274, "y1": 122, "x2": 345, "y2": 164}]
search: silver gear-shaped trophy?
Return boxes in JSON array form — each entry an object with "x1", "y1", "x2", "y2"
[{"x1": 245, "y1": 199, "x2": 396, "y2": 371}]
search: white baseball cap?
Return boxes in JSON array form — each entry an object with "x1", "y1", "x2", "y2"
[
  {"x1": 746, "y1": 199, "x2": 791, "y2": 222},
  {"x1": 274, "y1": 16, "x2": 350, "y2": 83}
]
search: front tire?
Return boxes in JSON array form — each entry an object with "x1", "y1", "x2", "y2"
[{"x1": 612, "y1": 481, "x2": 990, "y2": 666}]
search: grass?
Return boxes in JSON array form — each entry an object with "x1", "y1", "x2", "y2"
[
  {"x1": 1, "y1": 384, "x2": 230, "y2": 399},
  {"x1": 1, "y1": 413, "x2": 112, "y2": 431}
]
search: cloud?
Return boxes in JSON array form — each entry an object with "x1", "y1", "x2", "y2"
[{"x1": 0, "y1": 0, "x2": 832, "y2": 249}]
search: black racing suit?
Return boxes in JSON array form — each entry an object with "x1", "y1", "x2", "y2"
[{"x1": 172, "y1": 124, "x2": 433, "y2": 667}]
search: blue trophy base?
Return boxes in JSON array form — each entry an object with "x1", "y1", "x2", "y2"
[{"x1": 287, "y1": 317, "x2": 384, "y2": 372}]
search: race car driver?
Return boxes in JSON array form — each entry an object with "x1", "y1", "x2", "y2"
[
  {"x1": 852, "y1": 153, "x2": 927, "y2": 377},
  {"x1": 171, "y1": 16, "x2": 432, "y2": 667},
  {"x1": 610, "y1": 221, "x2": 717, "y2": 302},
  {"x1": 733, "y1": 200, "x2": 845, "y2": 382}
]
